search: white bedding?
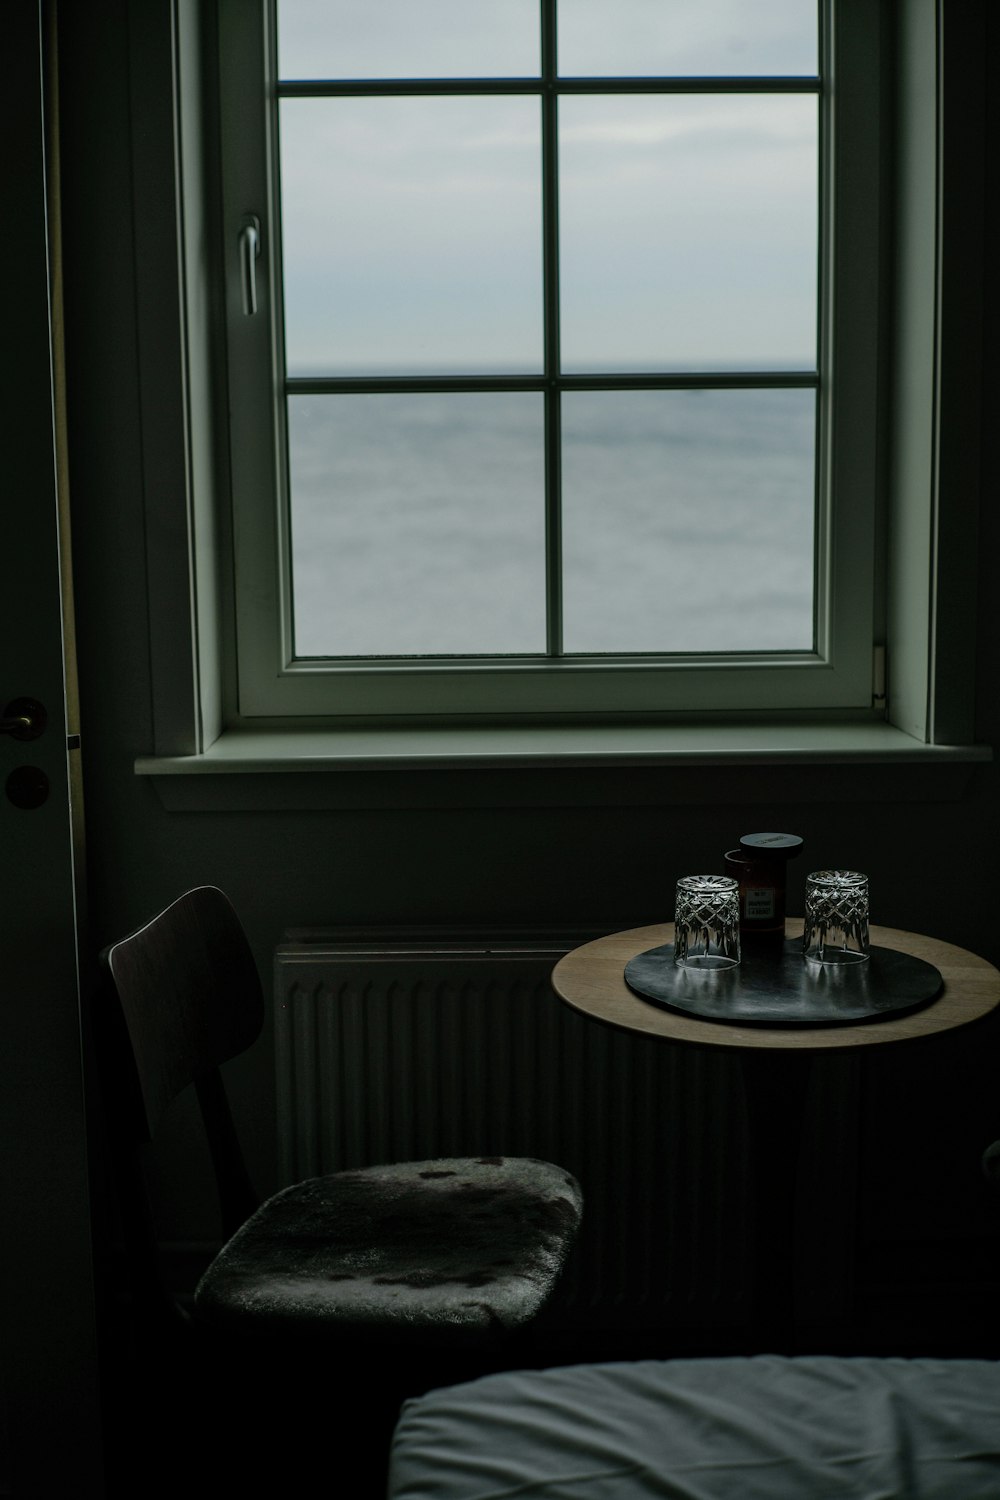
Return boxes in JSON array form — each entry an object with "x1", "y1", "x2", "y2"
[{"x1": 388, "y1": 1354, "x2": 1000, "y2": 1498}]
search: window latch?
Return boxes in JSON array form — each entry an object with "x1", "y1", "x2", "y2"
[
  {"x1": 872, "y1": 644, "x2": 887, "y2": 710},
  {"x1": 239, "y1": 215, "x2": 261, "y2": 316}
]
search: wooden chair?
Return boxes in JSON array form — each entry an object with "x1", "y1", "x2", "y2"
[{"x1": 97, "y1": 886, "x2": 582, "y2": 1491}]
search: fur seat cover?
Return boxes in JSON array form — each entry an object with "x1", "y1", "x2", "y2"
[{"x1": 194, "y1": 1155, "x2": 582, "y2": 1342}]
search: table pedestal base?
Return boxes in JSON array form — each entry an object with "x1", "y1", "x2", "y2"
[{"x1": 741, "y1": 1050, "x2": 862, "y2": 1351}]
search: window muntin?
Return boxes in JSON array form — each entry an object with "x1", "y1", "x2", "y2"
[{"x1": 221, "y1": 1, "x2": 880, "y2": 720}]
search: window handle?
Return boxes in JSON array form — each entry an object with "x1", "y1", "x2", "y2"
[{"x1": 239, "y1": 215, "x2": 261, "y2": 316}]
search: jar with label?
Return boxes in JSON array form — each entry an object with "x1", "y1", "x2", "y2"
[{"x1": 723, "y1": 833, "x2": 804, "y2": 946}]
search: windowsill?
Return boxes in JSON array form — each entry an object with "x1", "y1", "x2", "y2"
[
  {"x1": 137, "y1": 720, "x2": 990, "y2": 775},
  {"x1": 134, "y1": 721, "x2": 991, "y2": 812}
]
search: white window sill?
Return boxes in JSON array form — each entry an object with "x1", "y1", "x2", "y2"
[
  {"x1": 137, "y1": 721, "x2": 989, "y2": 776},
  {"x1": 134, "y1": 722, "x2": 990, "y2": 811}
]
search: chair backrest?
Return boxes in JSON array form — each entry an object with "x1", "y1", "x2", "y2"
[
  {"x1": 104, "y1": 885, "x2": 265, "y2": 1141},
  {"x1": 99, "y1": 889, "x2": 266, "y2": 1321}
]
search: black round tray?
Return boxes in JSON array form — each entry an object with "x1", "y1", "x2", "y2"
[{"x1": 624, "y1": 938, "x2": 943, "y2": 1028}]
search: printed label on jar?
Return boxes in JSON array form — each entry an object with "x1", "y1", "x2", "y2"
[{"x1": 744, "y1": 886, "x2": 776, "y2": 920}]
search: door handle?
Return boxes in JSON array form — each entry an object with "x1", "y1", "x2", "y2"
[{"x1": 1, "y1": 698, "x2": 47, "y2": 741}]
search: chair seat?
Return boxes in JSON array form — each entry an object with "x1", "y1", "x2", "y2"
[
  {"x1": 388, "y1": 1354, "x2": 1000, "y2": 1499},
  {"x1": 194, "y1": 1155, "x2": 582, "y2": 1344}
]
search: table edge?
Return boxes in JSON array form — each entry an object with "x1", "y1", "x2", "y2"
[{"x1": 551, "y1": 921, "x2": 1000, "y2": 1052}]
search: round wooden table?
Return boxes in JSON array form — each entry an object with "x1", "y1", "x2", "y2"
[{"x1": 552, "y1": 920, "x2": 1000, "y2": 1347}]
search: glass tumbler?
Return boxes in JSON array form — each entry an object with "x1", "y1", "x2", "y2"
[
  {"x1": 673, "y1": 875, "x2": 741, "y2": 970},
  {"x1": 802, "y1": 870, "x2": 869, "y2": 965}
]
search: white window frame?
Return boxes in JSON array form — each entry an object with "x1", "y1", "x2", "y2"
[
  {"x1": 133, "y1": 0, "x2": 983, "y2": 763},
  {"x1": 213, "y1": 0, "x2": 880, "y2": 724}
]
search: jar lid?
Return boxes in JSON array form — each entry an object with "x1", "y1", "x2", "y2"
[{"x1": 739, "y1": 832, "x2": 804, "y2": 860}]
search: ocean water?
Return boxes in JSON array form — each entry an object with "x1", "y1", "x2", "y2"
[{"x1": 287, "y1": 387, "x2": 816, "y2": 658}]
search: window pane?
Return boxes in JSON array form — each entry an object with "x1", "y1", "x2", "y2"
[
  {"x1": 277, "y1": 0, "x2": 540, "y2": 80},
  {"x1": 561, "y1": 389, "x2": 815, "y2": 653},
  {"x1": 280, "y1": 98, "x2": 543, "y2": 376},
  {"x1": 559, "y1": 95, "x2": 817, "y2": 373},
  {"x1": 557, "y1": 0, "x2": 817, "y2": 77},
  {"x1": 289, "y1": 394, "x2": 546, "y2": 656}
]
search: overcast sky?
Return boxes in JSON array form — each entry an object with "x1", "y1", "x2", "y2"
[
  {"x1": 276, "y1": 3, "x2": 819, "y2": 376},
  {"x1": 277, "y1": 1, "x2": 817, "y2": 81}
]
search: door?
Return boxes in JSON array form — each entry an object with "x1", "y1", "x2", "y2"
[{"x1": 0, "y1": 3, "x2": 105, "y2": 1493}]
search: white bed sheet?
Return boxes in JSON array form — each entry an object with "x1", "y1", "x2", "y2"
[{"x1": 388, "y1": 1354, "x2": 1000, "y2": 1498}]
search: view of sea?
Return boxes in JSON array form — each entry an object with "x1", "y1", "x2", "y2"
[{"x1": 287, "y1": 386, "x2": 816, "y2": 659}]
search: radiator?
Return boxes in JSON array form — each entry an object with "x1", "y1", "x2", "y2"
[{"x1": 273, "y1": 933, "x2": 771, "y2": 1332}]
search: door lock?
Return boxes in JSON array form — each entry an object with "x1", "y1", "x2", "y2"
[
  {"x1": 6, "y1": 766, "x2": 49, "y2": 810},
  {"x1": 1, "y1": 698, "x2": 47, "y2": 741}
]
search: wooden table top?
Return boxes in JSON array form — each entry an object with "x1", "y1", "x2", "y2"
[{"x1": 552, "y1": 919, "x2": 1000, "y2": 1053}]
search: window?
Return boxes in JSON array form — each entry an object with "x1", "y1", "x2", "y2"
[{"x1": 216, "y1": 0, "x2": 885, "y2": 723}]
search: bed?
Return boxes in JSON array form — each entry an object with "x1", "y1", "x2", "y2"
[{"x1": 388, "y1": 1352, "x2": 1000, "y2": 1498}]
